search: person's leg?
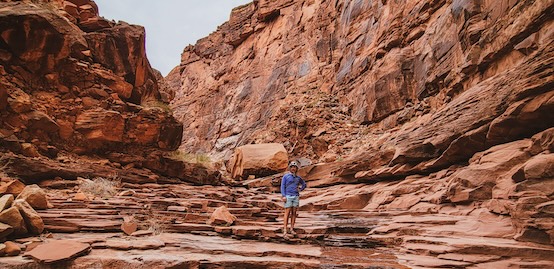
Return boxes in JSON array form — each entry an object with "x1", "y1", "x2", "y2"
[
  {"x1": 283, "y1": 207, "x2": 291, "y2": 235},
  {"x1": 283, "y1": 196, "x2": 294, "y2": 236},
  {"x1": 290, "y1": 207, "x2": 297, "y2": 234},
  {"x1": 290, "y1": 196, "x2": 299, "y2": 234}
]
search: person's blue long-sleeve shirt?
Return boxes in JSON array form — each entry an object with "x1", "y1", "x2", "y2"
[{"x1": 280, "y1": 172, "x2": 306, "y2": 197}]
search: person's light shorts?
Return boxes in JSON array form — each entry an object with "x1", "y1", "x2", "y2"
[{"x1": 284, "y1": 195, "x2": 299, "y2": 208}]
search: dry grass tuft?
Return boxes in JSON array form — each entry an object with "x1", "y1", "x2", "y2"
[
  {"x1": 170, "y1": 151, "x2": 212, "y2": 167},
  {"x1": 79, "y1": 175, "x2": 120, "y2": 199},
  {"x1": 141, "y1": 209, "x2": 165, "y2": 235},
  {"x1": 143, "y1": 100, "x2": 172, "y2": 114},
  {"x1": 146, "y1": 217, "x2": 165, "y2": 235}
]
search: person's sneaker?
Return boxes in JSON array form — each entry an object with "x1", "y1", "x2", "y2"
[{"x1": 289, "y1": 228, "x2": 297, "y2": 235}]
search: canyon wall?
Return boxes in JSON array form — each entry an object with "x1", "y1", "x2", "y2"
[
  {"x1": 171, "y1": 0, "x2": 554, "y2": 246},
  {"x1": 0, "y1": 0, "x2": 219, "y2": 184},
  {"x1": 171, "y1": 0, "x2": 553, "y2": 163}
]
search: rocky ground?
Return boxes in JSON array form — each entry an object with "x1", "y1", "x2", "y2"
[{"x1": 0, "y1": 173, "x2": 552, "y2": 268}]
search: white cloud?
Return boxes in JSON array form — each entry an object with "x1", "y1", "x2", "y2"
[{"x1": 94, "y1": 0, "x2": 252, "y2": 76}]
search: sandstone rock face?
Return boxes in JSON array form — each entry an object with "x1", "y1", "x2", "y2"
[
  {"x1": 85, "y1": 22, "x2": 161, "y2": 104},
  {"x1": 158, "y1": 67, "x2": 177, "y2": 103},
  {"x1": 228, "y1": 143, "x2": 288, "y2": 180},
  {"x1": 170, "y1": 0, "x2": 554, "y2": 250},
  {"x1": 0, "y1": 1, "x2": 218, "y2": 185},
  {"x1": 171, "y1": 0, "x2": 554, "y2": 165},
  {"x1": 0, "y1": 0, "x2": 552, "y2": 267},
  {"x1": 0, "y1": 1, "x2": 177, "y2": 147}
]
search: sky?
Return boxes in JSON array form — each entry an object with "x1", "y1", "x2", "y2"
[{"x1": 94, "y1": 0, "x2": 252, "y2": 76}]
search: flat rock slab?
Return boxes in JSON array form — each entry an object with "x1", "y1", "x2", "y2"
[
  {"x1": 96, "y1": 238, "x2": 165, "y2": 250},
  {"x1": 24, "y1": 240, "x2": 91, "y2": 264},
  {"x1": 166, "y1": 223, "x2": 214, "y2": 233},
  {"x1": 398, "y1": 254, "x2": 471, "y2": 268}
]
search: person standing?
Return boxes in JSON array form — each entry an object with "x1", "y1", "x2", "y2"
[{"x1": 280, "y1": 160, "x2": 306, "y2": 237}]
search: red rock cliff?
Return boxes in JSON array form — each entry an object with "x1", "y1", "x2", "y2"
[
  {"x1": 0, "y1": 0, "x2": 219, "y2": 185},
  {"x1": 171, "y1": 0, "x2": 554, "y2": 245},
  {"x1": 171, "y1": 0, "x2": 553, "y2": 162}
]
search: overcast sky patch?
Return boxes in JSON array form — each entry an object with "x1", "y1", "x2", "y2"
[{"x1": 94, "y1": 0, "x2": 252, "y2": 76}]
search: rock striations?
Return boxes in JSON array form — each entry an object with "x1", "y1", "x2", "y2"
[
  {"x1": 0, "y1": 0, "x2": 220, "y2": 185},
  {"x1": 0, "y1": 0, "x2": 553, "y2": 268},
  {"x1": 167, "y1": 0, "x2": 554, "y2": 267},
  {"x1": 171, "y1": 0, "x2": 553, "y2": 165}
]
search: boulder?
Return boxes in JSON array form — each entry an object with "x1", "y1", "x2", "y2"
[
  {"x1": 73, "y1": 191, "x2": 89, "y2": 201},
  {"x1": 21, "y1": 143, "x2": 41, "y2": 158},
  {"x1": 121, "y1": 217, "x2": 138, "y2": 236},
  {"x1": 0, "y1": 180, "x2": 25, "y2": 196},
  {"x1": 207, "y1": 206, "x2": 237, "y2": 226},
  {"x1": 515, "y1": 154, "x2": 554, "y2": 182},
  {"x1": 74, "y1": 109, "x2": 125, "y2": 143},
  {"x1": 0, "y1": 222, "x2": 13, "y2": 239},
  {"x1": 24, "y1": 240, "x2": 91, "y2": 264},
  {"x1": 13, "y1": 199, "x2": 44, "y2": 235},
  {"x1": 0, "y1": 194, "x2": 14, "y2": 211},
  {"x1": 0, "y1": 207, "x2": 28, "y2": 235},
  {"x1": 228, "y1": 143, "x2": 288, "y2": 180},
  {"x1": 16, "y1": 184, "x2": 48, "y2": 210},
  {"x1": 4, "y1": 241, "x2": 21, "y2": 256}
]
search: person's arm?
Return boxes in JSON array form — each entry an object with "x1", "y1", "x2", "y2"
[
  {"x1": 299, "y1": 177, "x2": 307, "y2": 191},
  {"x1": 280, "y1": 174, "x2": 288, "y2": 196}
]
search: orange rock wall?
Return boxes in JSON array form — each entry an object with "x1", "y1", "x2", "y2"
[
  {"x1": 0, "y1": 1, "x2": 194, "y2": 183},
  {"x1": 171, "y1": 0, "x2": 554, "y2": 163},
  {"x1": 170, "y1": 0, "x2": 554, "y2": 245}
]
